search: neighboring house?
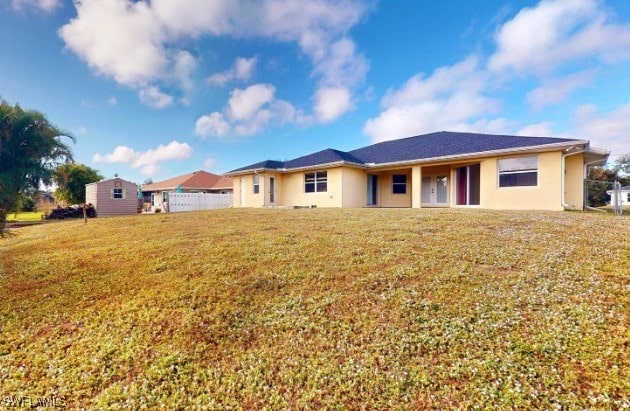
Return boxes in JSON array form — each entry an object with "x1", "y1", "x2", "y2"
[
  {"x1": 141, "y1": 170, "x2": 233, "y2": 212},
  {"x1": 85, "y1": 178, "x2": 139, "y2": 217},
  {"x1": 226, "y1": 131, "x2": 609, "y2": 211},
  {"x1": 607, "y1": 185, "x2": 630, "y2": 206}
]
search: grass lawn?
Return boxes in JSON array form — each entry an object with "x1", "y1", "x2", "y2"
[
  {"x1": 6, "y1": 211, "x2": 44, "y2": 222},
  {"x1": 0, "y1": 208, "x2": 628, "y2": 409}
]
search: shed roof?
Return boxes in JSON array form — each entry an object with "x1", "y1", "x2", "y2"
[{"x1": 86, "y1": 177, "x2": 138, "y2": 187}]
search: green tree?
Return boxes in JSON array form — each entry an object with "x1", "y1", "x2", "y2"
[
  {"x1": 0, "y1": 100, "x2": 74, "y2": 233},
  {"x1": 53, "y1": 163, "x2": 103, "y2": 205}
]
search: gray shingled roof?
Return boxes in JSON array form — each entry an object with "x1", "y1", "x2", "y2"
[{"x1": 227, "y1": 131, "x2": 581, "y2": 173}]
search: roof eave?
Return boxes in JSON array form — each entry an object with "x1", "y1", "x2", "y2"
[{"x1": 226, "y1": 161, "x2": 366, "y2": 175}]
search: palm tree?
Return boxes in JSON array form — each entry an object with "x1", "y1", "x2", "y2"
[{"x1": 0, "y1": 100, "x2": 74, "y2": 233}]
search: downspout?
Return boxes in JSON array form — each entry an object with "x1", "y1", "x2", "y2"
[
  {"x1": 583, "y1": 158, "x2": 607, "y2": 212},
  {"x1": 561, "y1": 147, "x2": 584, "y2": 209}
]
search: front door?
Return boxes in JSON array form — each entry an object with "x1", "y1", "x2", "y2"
[
  {"x1": 421, "y1": 175, "x2": 449, "y2": 206},
  {"x1": 269, "y1": 177, "x2": 275, "y2": 204},
  {"x1": 367, "y1": 174, "x2": 378, "y2": 206}
]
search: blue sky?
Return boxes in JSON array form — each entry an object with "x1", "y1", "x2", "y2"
[{"x1": 1, "y1": 0, "x2": 629, "y2": 184}]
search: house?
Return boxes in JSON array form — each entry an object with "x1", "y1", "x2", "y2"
[
  {"x1": 225, "y1": 131, "x2": 609, "y2": 211},
  {"x1": 85, "y1": 178, "x2": 139, "y2": 216},
  {"x1": 141, "y1": 170, "x2": 233, "y2": 212},
  {"x1": 607, "y1": 185, "x2": 630, "y2": 206}
]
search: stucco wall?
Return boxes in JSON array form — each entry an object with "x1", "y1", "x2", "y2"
[
  {"x1": 478, "y1": 151, "x2": 563, "y2": 210},
  {"x1": 281, "y1": 168, "x2": 343, "y2": 207},
  {"x1": 564, "y1": 153, "x2": 584, "y2": 210},
  {"x1": 341, "y1": 167, "x2": 367, "y2": 207},
  {"x1": 378, "y1": 169, "x2": 412, "y2": 207},
  {"x1": 234, "y1": 174, "x2": 265, "y2": 207}
]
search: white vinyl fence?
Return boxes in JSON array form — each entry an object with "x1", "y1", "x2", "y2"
[{"x1": 168, "y1": 192, "x2": 233, "y2": 212}]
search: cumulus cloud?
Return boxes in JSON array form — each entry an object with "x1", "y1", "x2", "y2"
[
  {"x1": 488, "y1": 0, "x2": 630, "y2": 74},
  {"x1": 314, "y1": 87, "x2": 352, "y2": 123},
  {"x1": 203, "y1": 156, "x2": 217, "y2": 170},
  {"x1": 93, "y1": 140, "x2": 193, "y2": 175},
  {"x1": 516, "y1": 122, "x2": 555, "y2": 137},
  {"x1": 227, "y1": 84, "x2": 275, "y2": 120},
  {"x1": 207, "y1": 57, "x2": 258, "y2": 86},
  {"x1": 195, "y1": 83, "x2": 302, "y2": 138},
  {"x1": 139, "y1": 87, "x2": 174, "y2": 109},
  {"x1": 363, "y1": 57, "x2": 503, "y2": 143},
  {"x1": 526, "y1": 70, "x2": 594, "y2": 110},
  {"x1": 195, "y1": 113, "x2": 231, "y2": 138},
  {"x1": 11, "y1": 0, "x2": 60, "y2": 12},
  {"x1": 573, "y1": 103, "x2": 630, "y2": 156},
  {"x1": 59, "y1": 0, "x2": 369, "y2": 116}
]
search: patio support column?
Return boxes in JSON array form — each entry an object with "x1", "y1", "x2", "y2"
[{"x1": 412, "y1": 165, "x2": 422, "y2": 208}]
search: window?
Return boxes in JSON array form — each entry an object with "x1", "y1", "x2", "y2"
[
  {"x1": 498, "y1": 156, "x2": 538, "y2": 187},
  {"x1": 456, "y1": 164, "x2": 480, "y2": 205},
  {"x1": 305, "y1": 171, "x2": 327, "y2": 193},
  {"x1": 162, "y1": 191, "x2": 168, "y2": 202},
  {"x1": 113, "y1": 188, "x2": 124, "y2": 199},
  {"x1": 253, "y1": 174, "x2": 260, "y2": 194},
  {"x1": 392, "y1": 174, "x2": 407, "y2": 194}
]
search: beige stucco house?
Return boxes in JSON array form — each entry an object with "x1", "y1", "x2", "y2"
[
  {"x1": 225, "y1": 131, "x2": 609, "y2": 211},
  {"x1": 141, "y1": 170, "x2": 233, "y2": 212}
]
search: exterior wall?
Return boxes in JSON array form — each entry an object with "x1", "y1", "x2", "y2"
[
  {"x1": 85, "y1": 184, "x2": 98, "y2": 206},
  {"x1": 87, "y1": 178, "x2": 138, "y2": 216},
  {"x1": 341, "y1": 167, "x2": 367, "y2": 207},
  {"x1": 234, "y1": 174, "x2": 266, "y2": 207},
  {"x1": 378, "y1": 169, "x2": 412, "y2": 207},
  {"x1": 281, "y1": 168, "x2": 343, "y2": 207},
  {"x1": 564, "y1": 153, "x2": 584, "y2": 210},
  {"x1": 231, "y1": 149, "x2": 581, "y2": 211},
  {"x1": 478, "y1": 151, "x2": 563, "y2": 210}
]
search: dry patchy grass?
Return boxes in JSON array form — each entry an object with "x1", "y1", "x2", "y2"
[{"x1": 0, "y1": 208, "x2": 628, "y2": 409}]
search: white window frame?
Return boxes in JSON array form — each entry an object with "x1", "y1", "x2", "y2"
[
  {"x1": 305, "y1": 171, "x2": 327, "y2": 193},
  {"x1": 498, "y1": 155, "x2": 538, "y2": 188},
  {"x1": 253, "y1": 174, "x2": 260, "y2": 194},
  {"x1": 113, "y1": 188, "x2": 124, "y2": 199}
]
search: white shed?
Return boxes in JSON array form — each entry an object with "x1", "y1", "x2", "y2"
[{"x1": 85, "y1": 178, "x2": 139, "y2": 217}]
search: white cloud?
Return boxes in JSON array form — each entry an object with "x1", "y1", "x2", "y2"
[
  {"x1": 489, "y1": 0, "x2": 630, "y2": 74},
  {"x1": 11, "y1": 0, "x2": 60, "y2": 12},
  {"x1": 314, "y1": 86, "x2": 352, "y2": 123},
  {"x1": 363, "y1": 57, "x2": 503, "y2": 143},
  {"x1": 93, "y1": 145, "x2": 137, "y2": 164},
  {"x1": 227, "y1": 84, "x2": 275, "y2": 120},
  {"x1": 207, "y1": 57, "x2": 258, "y2": 86},
  {"x1": 107, "y1": 95, "x2": 117, "y2": 106},
  {"x1": 195, "y1": 83, "x2": 302, "y2": 138},
  {"x1": 59, "y1": 0, "x2": 168, "y2": 87},
  {"x1": 203, "y1": 156, "x2": 217, "y2": 170},
  {"x1": 573, "y1": 103, "x2": 630, "y2": 156},
  {"x1": 195, "y1": 113, "x2": 231, "y2": 138},
  {"x1": 59, "y1": 0, "x2": 368, "y2": 118},
  {"x1": 93, "y1": 140, "x2": 193, "y2": 175},
  {"x1": 516, "y1": 122, "x2": 554, "y2": 137},
  {"x1": 310, "y1": 37, "x2": 369, "y2": 88},
  {"x1": 526, "y1": 70, "x2": 594, "y2": 110},
  {"x1": 139, "y1": 87, "x2": 174, "y2": 109}
]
